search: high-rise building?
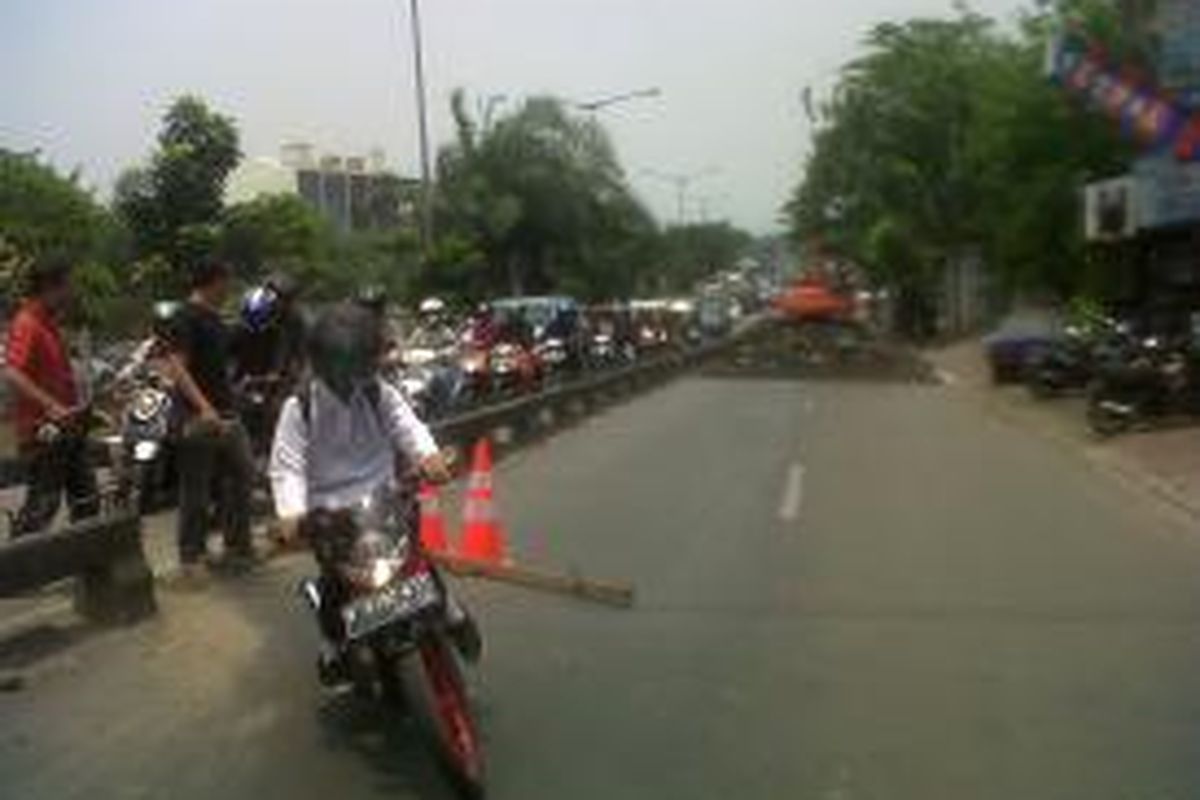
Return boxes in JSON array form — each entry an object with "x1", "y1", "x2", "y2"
[{"x1": 226, "y1": 143, "x2": 418, "y2": 233}]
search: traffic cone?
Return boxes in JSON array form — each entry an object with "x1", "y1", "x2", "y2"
[
  {"x1": 457, "y1": 438, "x2": 509, "y2": 564},
  {"x1": 418, "y1": 482, "x2": 450, "y2": 555}
]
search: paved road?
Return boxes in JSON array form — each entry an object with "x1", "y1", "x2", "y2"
[{"x1": 5, "y1": 374, "x2": 1200, "y2": 799}]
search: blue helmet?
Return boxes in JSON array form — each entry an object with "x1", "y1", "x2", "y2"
[{"x1": 241, "y1": 286, "x2": 279, "y2": 333}]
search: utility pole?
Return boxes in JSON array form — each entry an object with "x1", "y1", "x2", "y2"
[
  {"x1": 642, "y1": 166, "x2": 720, "y2": 227},
  {"x1": 406, "y1": 0, "x2": 434, "y2": 256}
]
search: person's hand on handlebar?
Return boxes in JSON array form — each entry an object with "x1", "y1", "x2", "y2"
[{"x1": 419, "y1": 450, "x2": 455, "y2": 485}]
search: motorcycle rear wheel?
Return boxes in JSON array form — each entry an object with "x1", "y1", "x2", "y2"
[{"x1": 398, "y1": 635, "x2": 485, "y2": 799}]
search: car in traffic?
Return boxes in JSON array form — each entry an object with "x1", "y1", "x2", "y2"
[{"x1": 982, "y1": 308, "x2": 1065, "y2": 384}]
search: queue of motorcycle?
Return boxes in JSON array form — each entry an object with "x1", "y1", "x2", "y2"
[
  {"x1": 1025, "y1": 317, "x2": 1132, "y2": 399},
  {"x1": 1006, "y1": 309, "x2": 1200, "y2": 438},
  {"x1": 1086, "y1": 330, "x2": 1200, "y2": 437}
]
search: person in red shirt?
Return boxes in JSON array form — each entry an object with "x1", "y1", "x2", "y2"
[{"x1": 4, "y1": 254, "x2": 99, "y2": 537}]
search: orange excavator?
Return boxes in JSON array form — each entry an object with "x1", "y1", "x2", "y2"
[{"x1": 772, "y1": 275, "x2": 855, "y2": 323}]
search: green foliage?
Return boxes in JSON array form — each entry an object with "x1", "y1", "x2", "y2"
[
  {"x1": 785, "y1": 1, "x2": 1132, "y2": 319},
  {"x1": 0, "y1": 149, "x2": 108, "y2": 264},
  {"x1": 115, "y1": 95, "x2": 241, "y2": 274},
  {"x1": 220, "y1": 193, "x2": 330, "y2": 278},
  {"x1": 436, "y1": 91, "x2": 667, "y2": 300},
  {"x1": 0, "y1": 149, "x2": 138, "y2": 330}
]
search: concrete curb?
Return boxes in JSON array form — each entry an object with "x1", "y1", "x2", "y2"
[{"x1": 924, "y1": 348, "x2": 1200, "y2": 525}]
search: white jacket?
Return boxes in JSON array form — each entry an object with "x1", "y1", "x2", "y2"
[{"x1": 268, "y1": 378, "x2": 438, "y2": 519}]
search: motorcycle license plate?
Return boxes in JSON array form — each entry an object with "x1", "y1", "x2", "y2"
[{"x1": 342, "y1": 572, "x2": 440, "y2": 640}]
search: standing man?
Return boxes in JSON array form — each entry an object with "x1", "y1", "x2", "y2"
[
  {"x1": 164, "y1": 259, "x2": 255, "y2": 580},
  {"x1": 4, "y1": 254, "x2": 99, "y2": 537}
]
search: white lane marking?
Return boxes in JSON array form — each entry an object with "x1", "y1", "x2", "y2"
[
  {"x1": 804, "y1": 397, "x2": 816, "y2": 415},
  {"x1": 778, "y1": 463, "x2": 806, "y2": 522},
  {"x1": 936, "y1": 368, "x2": 958, "y2": 386}
]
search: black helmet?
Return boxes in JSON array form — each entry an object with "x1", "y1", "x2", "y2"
[
  {"x1": 306, "y1": 302, "x2": 381, "y2": 400},
  {"x1": 355, "y1": 284, "x2": 388, "y2": 314}
]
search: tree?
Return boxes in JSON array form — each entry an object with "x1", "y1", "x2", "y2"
[
  {"x1": 0, "y1": 148, "x2": 109, "y2": 264},
  {"x1": 436, "y1": 91, "x2": 658, "y2": 299},
  {"x1": 220, "y1": 194, "x2": 330, "y2": 278},
  {"x1": 785, "y1": 2, "x2": 1131, "y2": 332},
  {"x1": 0, "y1": 149, "x2": 132, "y2": 326},
  {"x1": 115, "y1": 95, "x2": 241, "y2": 275}
]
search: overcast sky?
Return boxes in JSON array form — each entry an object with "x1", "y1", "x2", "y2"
[{"x1": 2, "y1": 0, "x2": 1029, "y2": 233}]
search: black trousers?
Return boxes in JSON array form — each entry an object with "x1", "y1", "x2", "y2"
[
  {"x1": 176, "y1": 419, "x2": 254, "y2": 564},
  {"x1": 13, "y1": 436, "x2": 100, "y2": 537}
]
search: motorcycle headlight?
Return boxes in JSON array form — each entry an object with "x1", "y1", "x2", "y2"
[
  {"x1": 133, "y1": 440, "x2": 160, "y2": 462},
  {"x1": 343, "y1": 531, "x2": 409, "y2": 589},
  {"x1": 370, "y1": 558, "x2": 400, "y2": 590},
  {"x1": 131, "y1": 389, "x2": 167, "y2": 423}
]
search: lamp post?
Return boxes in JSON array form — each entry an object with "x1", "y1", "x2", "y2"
[
  {"x1": 405, "y1": 0, "x2": 435, "y2": 256},
  {"x1": 574, "y1": 87, "x2": 662, "y2": 115}
]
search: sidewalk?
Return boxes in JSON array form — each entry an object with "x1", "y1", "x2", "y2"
[{"x1": 928, "y1": 340, "x2": 1200, "y2": 520}]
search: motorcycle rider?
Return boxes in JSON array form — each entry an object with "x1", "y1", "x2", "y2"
[
  {"x1": 269, "y1": 302, "x2": 480, "y2": 680},
  {"x1": 355, "y1": 283, "x2": 403, "y2": 366},
  {"x1": 464, "y1": 301, "x2": 499, "y2": 349},
  {"x1": 410, "y1": 296, "x2": 457, "y2": 350},
  {"x1": 264, "y1": 271, "x2": 306, "y2": 379},
  {"x1": 231, "y1": 283, "x2": 302, "y2": 456}
]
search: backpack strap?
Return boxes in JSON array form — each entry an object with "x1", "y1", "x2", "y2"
[{"x1": 296, "y1": 379, "x2": 385, "y2": 429}]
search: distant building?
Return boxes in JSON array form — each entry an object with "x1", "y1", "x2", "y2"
[{"x1": 226, "y1": 143, "x2": 418, "y2": 233}]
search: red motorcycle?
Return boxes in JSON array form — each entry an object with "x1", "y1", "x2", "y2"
[{"x1": 298, "y1": 488, "x2": 485, "y2": 798}]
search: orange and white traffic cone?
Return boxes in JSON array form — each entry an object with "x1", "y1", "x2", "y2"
[
  {"x1": 418, "y1": 482, "x2": 450, "y2": 555},
  {"x1": 457, "y1": 438, "x2": 509, "y2": 564}
]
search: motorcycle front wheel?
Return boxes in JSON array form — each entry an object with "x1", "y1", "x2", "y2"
[
  {"x1": 1087, "y1": 395, "x2": 1134, "y2": 438},
  {"x1": 398, "y1": 634, "x2": 485, "y2": 799}
]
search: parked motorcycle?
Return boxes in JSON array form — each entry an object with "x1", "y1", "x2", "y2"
[
  {"x1": 1087, "y1": 334, "x2": 1200, "y2": 436},
  {"x1": 113, "y1": 367, "x2": 177, "y2": 512},
  {"x1": 1026, "y1": 320, "x2": 1126, "y2": 398},
  {"x1": 297, "y1": 488, "x2": 485, "y2": 798}
]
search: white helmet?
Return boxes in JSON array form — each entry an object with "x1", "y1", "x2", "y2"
[{"x1": 419, "y1": 297, "x2": 446, "y2": 315}]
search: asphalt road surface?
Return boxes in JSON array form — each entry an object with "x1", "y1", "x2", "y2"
[{"x1": 5, "y1": 373, "x2": 1200, "y2": 799}]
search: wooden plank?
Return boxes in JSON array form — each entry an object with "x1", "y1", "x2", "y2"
[{"x1": 429, "y1": 553, "x2": 636, "y2": 609}]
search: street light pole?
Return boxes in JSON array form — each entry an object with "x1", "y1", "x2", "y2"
[
  {"x1": 407, "y1": 0, "x2": 435, "y2": 255},
  {"x1": 574, "y1": 87, "x2": 662, "y2": 115}
]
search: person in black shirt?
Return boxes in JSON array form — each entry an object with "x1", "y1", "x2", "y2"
[{"x1": 163, "y1": 259, "x2": 255, "y2": 582}]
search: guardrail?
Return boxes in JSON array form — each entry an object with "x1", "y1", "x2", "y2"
[
  {"x1": 0, "y1": 320, "x2": 759, "y2": 620},
  {"x1": 0, "y1": 326, "x2": 755, "y2": 493},
  {"x1": 0, "y1": 510, "x2": 156, "y2": 625}
]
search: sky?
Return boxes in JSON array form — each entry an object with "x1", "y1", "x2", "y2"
[{"x1": 1, "y1": 0, "x2": 1028, "y2": 234}]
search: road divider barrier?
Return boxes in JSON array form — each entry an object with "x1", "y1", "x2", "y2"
[
  {"x1": 0, "y1": 320, "x2": 762, "y2": 621},
  {"x1": 0, "y1": 510, "x2": 156, "y2": 625}
]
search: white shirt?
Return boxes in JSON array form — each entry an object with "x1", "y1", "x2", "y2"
[{"x1": 268, "y1": 378, "x2": 439, "y2": 519}]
